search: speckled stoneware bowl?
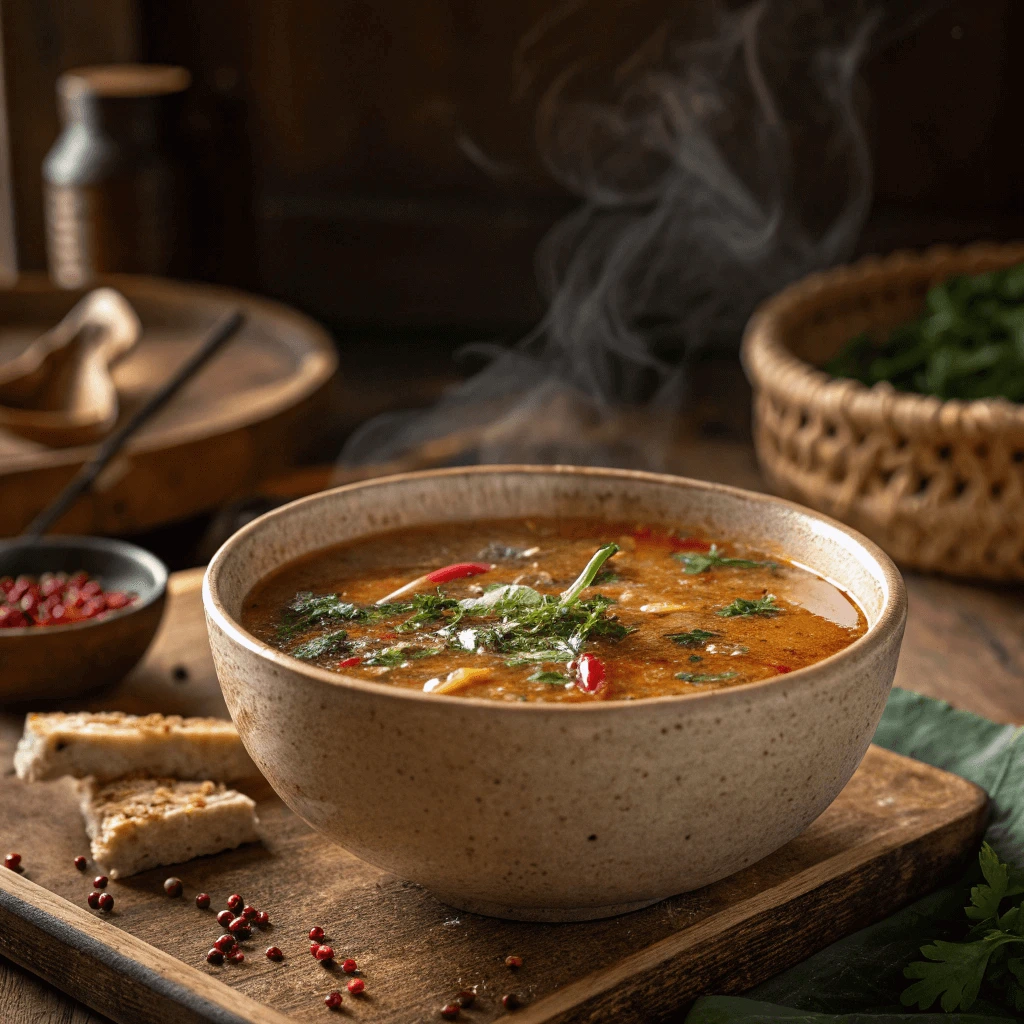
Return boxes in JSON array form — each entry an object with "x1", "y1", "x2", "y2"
[{"x1": 203, "y1": 466, "x2": 906, "y2": 922}]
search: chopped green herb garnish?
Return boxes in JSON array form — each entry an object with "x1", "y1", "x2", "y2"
[
  {"x1": 362, "y1": 645, "x2": 442, "y2": 668},
  {"x1": 827, "y1": 262, "x2": 1024, "y2": 401},
  {"x1": 277, "y1": 591, "x2": 407, "y2": 640},
  {"x1": 902, "y1": 842, "x2": 1024, "y2": 1013},
  {"x1": 396, "y1": 590, "x2": 463, "y2": 632},
  {"x1": 673, "y1": 544, "x2": 777, "y2": 575},
  {"x1": 529, "y1": 670, "x2": 569, "y2": 685},
  {"x1": 289, "y1": 629, "x2": 350, "y2": 661},
  {"x1": 717, "y1": 595, "x2": 782, "y2": 618},
  {"x1": 689, "y1": 654, "x2": 702, "y2": 663},
  {"x1": 665, "y1": 627, "x2": 719, "y2": 648},
  {"x1": 674, "y1": 671, "x2": 739, "y2": 683}
]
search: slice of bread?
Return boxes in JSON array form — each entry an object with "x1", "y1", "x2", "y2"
[
  {"x1": 13, "y1": 712, "x2": 256, "y2": 783},
  {"x1": 79, "y1": 777, "x2": 260, "y2": 879}
]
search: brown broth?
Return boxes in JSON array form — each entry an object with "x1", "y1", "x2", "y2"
[{"x1": 241, "y1": 518, "x2": 867, "y2": 702}]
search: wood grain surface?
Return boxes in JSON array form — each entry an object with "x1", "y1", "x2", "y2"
[
  {"x1": 0, "y1": 567, "x2": 988, "y2": 1024},
  {"x1": 0, "y1": 274, "x2": 337, "y2": 537}
]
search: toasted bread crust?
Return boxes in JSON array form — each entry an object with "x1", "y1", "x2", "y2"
[
  {"x1": 14, "y1": 712, "x2": 257, "y2": 783},
  {"x1": 79, "y1": 776, "x2": 259, "y2": 878}
]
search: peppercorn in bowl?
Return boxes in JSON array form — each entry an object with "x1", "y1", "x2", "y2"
[
  {"x1": 0, "y1": 535, "x2": 167, "y2": 703},
  {"x1": 204, "y1": 465, "x2": 906, "y2": 921}
]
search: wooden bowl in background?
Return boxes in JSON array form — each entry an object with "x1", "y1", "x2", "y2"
[{"x1": 743, "y1": 242, "x2": 1024, "y2": 581}]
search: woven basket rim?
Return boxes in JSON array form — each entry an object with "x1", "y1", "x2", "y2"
[{"x1": 741, "y1": 241, "x2": 1024, "y2": 434}]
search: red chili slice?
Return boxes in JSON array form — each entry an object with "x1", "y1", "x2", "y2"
[
  {"x1": 425, "y1": 562, "x2": 492, "y2": 584},
  {"x1": 575, "y1": 653, "x2": 607, "y2": 693},
  {"x1": 338, "y1": 656, "x2": 361, "y2": 668},
  {"x1": 771, "y1": 664, "x2": 792, "y2": 674}
]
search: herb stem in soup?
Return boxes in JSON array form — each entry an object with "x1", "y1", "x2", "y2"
[{"x1": 241, "y1": 519, "x2": 867, "y2": 702}]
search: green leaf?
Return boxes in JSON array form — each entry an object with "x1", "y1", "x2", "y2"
[
  {"x1": 528, "y1": 670, "x2": 569, "y2": 685},
  {"x1": 458, "y1": 584, "x2": 544, "y2": 614},
  {"x1": 902, "y1": 934, "x2": 1024, "y2": 1012},
  {"x1": 672, "y1": 544, "x2": 777, "y2": 575},
  {"x1": 665, "y1": 628, "x2": 719, "y2": 648},
  {"x1": 289, "y1": 629, "x2": 350, "y2": 661},
  {"x1": 967, "y1": 842, "x2": 1010, "y2": 923},
  {"x1": 675, "y1": 671, "x2": 739, "y2": 684},
  {"x1": 716, "y1": 594, "x2": 782, "y2": 618}
]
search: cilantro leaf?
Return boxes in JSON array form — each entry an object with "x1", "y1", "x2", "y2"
[
  {"x1": 902, "y1": 934, "x2": 1024, "y2": 1012},
  {"x1": 673, "y1": 545, "x2": 778, "y2": 575},
  {"x1": 967, "y1": 842, "x2": 1011, "y2": 924}
]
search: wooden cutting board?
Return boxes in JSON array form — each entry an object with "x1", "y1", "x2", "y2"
[{"x1": 0, "y1": 569, "x2": 987, "y2": 1024}]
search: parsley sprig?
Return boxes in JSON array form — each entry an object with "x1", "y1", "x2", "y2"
[
  {"x1": 673, "y1": 545, "x2": 777, "y2": 575},
  {"x1": 902, "y1": 843, "x2": 1024, "y2": 1013},
  {"x1": 665, "y1": 628, "x2": 719, "y2": 648}
]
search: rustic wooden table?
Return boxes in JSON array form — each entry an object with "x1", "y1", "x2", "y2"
[{"x1": 4, "y1": 444, "x2": 1023, "y2": 1023}]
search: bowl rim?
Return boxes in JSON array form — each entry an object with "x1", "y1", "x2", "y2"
[
  {"x1": 203, "y1": 464, "x2": 907, "y2": 712},
  {"x1": 0, "y1": 534, "x2": 168, "y2": 636}
]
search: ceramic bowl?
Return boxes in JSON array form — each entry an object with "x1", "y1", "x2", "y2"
[
  {"x1": 0, "y1": 536, "x2": 167, "y2": 705},
  {"x1": 203, "y1": 466, "x2": 906, "y2": 922}
]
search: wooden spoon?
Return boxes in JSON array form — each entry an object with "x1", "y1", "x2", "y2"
[{"x1": 0, "y1": 288, "x2": 141, "y2": 447}]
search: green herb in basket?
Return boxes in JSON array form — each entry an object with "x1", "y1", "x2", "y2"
[{"x1": 826, "y1": 261, "x2": 1024, "y2": 401}]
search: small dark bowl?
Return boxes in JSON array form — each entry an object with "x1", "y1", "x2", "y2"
[{"x1": 0, "y1": 536, "x2": 168, "y2": 705}]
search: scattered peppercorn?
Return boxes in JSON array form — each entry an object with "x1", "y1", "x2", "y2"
[
  {"x1": 242, "y1": 904, "x2": 258, "y2": 920},
  {"x1": 227, "y1": 949, "x2": 244, "y2": 963},
  {"x1": 206, "y1": 949, "x2": 224, "y2": 965},
  {"x1": 505, "y1": 955, "x2": 523, "y2": 969},
  {"x1": 217, "y1": 909, "x2": 233, "y2": 927},
  {"x1": 0, "y1": 572, "x2": 135, "y2": 628},
  {"x1": 195, "y1": 892, "x2": 211, "y2": 909},
  {"x1": 87, "y1": 891, "x2": 102, "y2": 909},
  {"x1": 227, "y1": 893, "x2": 244, "y2": 912},
  {"x1": 92, "y1": 875, "x2": 108, "y2": 889},
  {"x1": 228, "y1": 917, "x2": 251, "y2": 938},
  {"x1": 256, "y1": 910, "x2": 270, "y2": 927},
  {"x1": 309, "y1": 926, "x2": 325, "y2": 941},
  {"x1": 310, "y1": 943, "x2": 322, "y2": 958},
  {"x1": 341, "y1": 958, "x2": 357, "y2": 974},
  {"x1": 440, "y1": 1004, "x2": 460, "y2": 1019},
  {"x1": 73, "y1": 855, "x2": 87, "y2": 871},
  {"x1": 266, "y1": 946, "x2": 283, "y2": 962},
  {"x1": 502, "y1": 994, "x2": 521, "y2": 1010},
  {"x1": 347, "y1": 978, "x2": 365, "y2": 995},
  {"x1": 4, "y1": 853, "x2": 22, "y2": 871},
  {"x1": 214, "y1": 934, "x2": 236, "y2": 953},
  {"x1": 97, "y1": 892, "x2": 114, "y2": 912},
  {"x1": 163, "y1": 877, "x2": 183, "y2": 898},
  {"x1": 315, "y1": 945, "x2": 335, "y2": 962},
  {"x1": 455, "y1": 990, "x2": 476, "y2": 1008},
  {"x1": 324, "y1": 991, "x2": 343, "y2": 1010}
]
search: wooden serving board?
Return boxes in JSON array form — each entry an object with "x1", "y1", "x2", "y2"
[
  {"x1": 0, "y1": 570, "x2": 987, "y2": 1024},
  {"x1": 0, "y1": 274, "x2": 337, "y2": 537}
]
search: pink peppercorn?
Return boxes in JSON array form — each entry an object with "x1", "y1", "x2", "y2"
[
  {"x1": 309, "y1": 926, "x2": 325, "y2": 941},
  {"x1": 347, "y1": 978, "x2": 365, "y2": 995},
  {"x1": 266, "y1": 946, "x2": 283, "y2": 962},
  {"x1": 341, "y1": 958, "x2": 357, "y2": 974},
  {"x1": 195, "y1": 893, "x2": 211, "y2": 909},
  {"x1": 324, "y1": 991, "x2": 343, "y2": 1010},
  {"x1": 315, "y1": 945, "x2": 334, "y2": 962}
]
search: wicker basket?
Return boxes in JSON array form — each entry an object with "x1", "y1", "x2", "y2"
[{"x1": 742, "y1": 242, "x2": 1024, "y2": 581}]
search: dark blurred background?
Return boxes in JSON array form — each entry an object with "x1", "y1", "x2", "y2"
[{"x1": 2, "y1": 0, "x2": 1020, "y2": 339}]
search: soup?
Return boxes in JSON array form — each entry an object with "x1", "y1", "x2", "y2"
[{"x1": 241, "y1": 518, "x2": 867, "y2": 702}]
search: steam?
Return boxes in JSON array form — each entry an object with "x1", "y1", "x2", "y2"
[{"x1": 341, "y1": 0, "x2": 935, "y2": 471}]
